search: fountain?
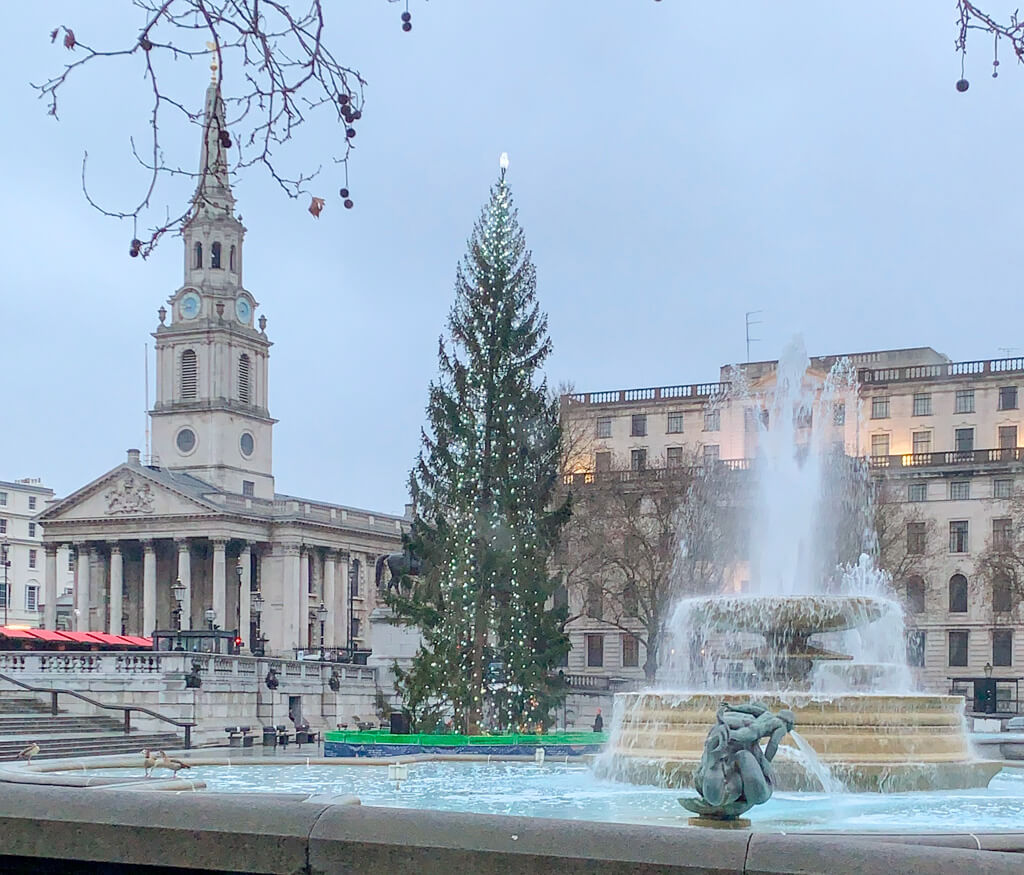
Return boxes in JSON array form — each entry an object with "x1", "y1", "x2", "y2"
[{"x1": 603, "y1": 339, "x2": 1002, "y2": 793}]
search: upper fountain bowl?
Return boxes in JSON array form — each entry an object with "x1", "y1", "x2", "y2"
[{"x1": 687, "y1": 594, "x2": 886, "y2": 638}]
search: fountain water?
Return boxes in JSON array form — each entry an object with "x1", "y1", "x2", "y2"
[{"x1": 603, "y1": 339, "x2": 1000, "y2": 792}]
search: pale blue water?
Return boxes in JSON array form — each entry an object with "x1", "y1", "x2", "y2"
[{"x1": 54, "y1": 760, "x2": 1024, "y2": 832}]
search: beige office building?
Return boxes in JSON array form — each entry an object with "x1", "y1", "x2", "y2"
[{"x1": 561, "y1": 347, "x2": 1024, "y2": 696}]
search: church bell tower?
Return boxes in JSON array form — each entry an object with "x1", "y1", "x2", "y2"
[{"x1": 150, "y1": 70, "x2": 276, "y2": 499}]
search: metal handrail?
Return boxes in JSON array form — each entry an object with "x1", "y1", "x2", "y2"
[{"x1": 0, "y1": 671, "x2": 194, "y2": 749}]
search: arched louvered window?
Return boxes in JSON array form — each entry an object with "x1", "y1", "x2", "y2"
[
  {"x1": 193, "y1": 242, "x2": 203, "y2": 269},
  {"x1": 238, "y1": 354, "x2": 251, "y2": 404},
  {"x1": 211, "y1": 241, "x2": 222, "y2": 269},
  {"x1": 949, "y1": 574, "x2": 968, "y2": 613},
  {"x1": 180, "y1": 349, "x2": 198, "y2": 400},
  {"x1": 229, "y1": 244, "x2": 236, "y2": 272}
]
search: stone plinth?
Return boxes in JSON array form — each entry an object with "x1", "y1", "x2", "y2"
[{"x1": 605, "y1": 691, "x2": 1002, "y2": 792}]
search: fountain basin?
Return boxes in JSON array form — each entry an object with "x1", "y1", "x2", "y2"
[
  {"x1": 689, "y1": 595, "x2": 887, "y2": 637},
  {"x1": 605, "y1": 691, "x2": 1002, "y2": 793}
]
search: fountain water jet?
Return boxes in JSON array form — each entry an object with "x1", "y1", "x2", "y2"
[{"x1": 602, "y1": 339, "x2": 1000, "y2": 792}]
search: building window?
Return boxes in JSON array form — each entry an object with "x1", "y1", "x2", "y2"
[
  {"x1": 595, "y1": 417, "x2": 612, "y2": 439},
  {"x1": 666, "y1": 447, "x2": 684, "y2": 468},
  {"x1": 68, "y1": 551, "x2": 75, "y2": 571},
  {"x1": 949, "y1": 480, "x2": 970, "y2": 501},
  {"x1": 949, "y1": 521, "x2": 969, "y2": 553},
  {"x1": 239, "y1": 432, "x2": 255, "y2": 457},
  {"x1": 993, "y1": 517, "x2": 1013, "y2": 551},
  {"x1": 913, "y1": 393, "x2": 932, "y2": 417},
  {"x1": 631, "y1": 415, "x2": 647, "y2": 437},
  {"x1": 595, "y1": 452, "x2": 611, "y2": 473},
  {"x1": 907, "y1": 630, "x2": 926, "y2": 667},
  {"x1": 586, "y1": 581, "x2": 603, "y2": 620},
  {"x1": 630, "y1": 449, "x2": 647, "y2": 472},
  {"x1": 871, "y1": 396, "x2": 890, "y2": 419},
  {"x1": 25, "y1": 585, "x2": 39, "y2": 612},
  {"x1": 238, "y1": 354, "x2": 251, "y2": 404},
  {"x1": 948, "y1": 573, "x2": 968, "y2": 612},
  {"x1": 0, "y1": 584, "x2": 7, "y2": 609},
  {"x1": 667, "y1": 412, "x2": 685, "y2": 434},
  {"x1": 242, "y1": 480, "x2": 255, "y2": 498},
  {"x1": 994, "y1": 478, "x2": 1013, "y2": 499},
  {"x1": 349, "y1": 559, "x2": 360, "y2": 597},
  {"x1": 832, "y1": 402, "x2": 845, "y2": 426},
  {"x1": 28, "y1": 549, "x2": 37, "y2": 569},
  {"x1": 999, "y1": 425, "x2": 1018, "y2": 450},
  {"x1": 870, "y1": 433, "x2": 890, "y2": 458},
  {"x1": 0, "y1": 518, "x2": 5, "y2": 534},
  {"x1": 28, "y1": 522, "x2": 36, "y2": 538},
  {"x1": 906, "y1": 522, "x2": 926, "y2": 555},
  {"x1": 0, "y1": 491, "x2": 6, "y2": 506},
  {"x1": 993, "y1": 629, "x2": 1013, "y2": 667},
  {"x1": 954, "y1": 427, "x2": 974, "y2": 454},
  {"x1": 993, "y1": 575, "x2": 1013, "y2": 613},
  {"x1": 176, "y1": 428, "x2": 197, "y2": 454},
  {"x1": 703, "y1": 409, "x2": 720, "y2": 432},
  {"x1": 912, "y1": 431, "x2": 931, "y2": 456},
  {"x1": 622, "y1": 634, "x2": 639, "y2": 668},
  {"x1": 703, "y1": 444, "x2": 720, "y2": 464},
  {"x1": 229, "y1": 244, "x2": 237, "y2": 272},
  {"x1": 906, "y1": 576, "x2": 926, "y2": 614},
  {"x1": 553, "y1": 583, "x2": 568, "y2": 611},
  {"x1": 955, "y1": 389, "x2": 975, "y2": 414},
  {"x1": 948, "y1": 630, "x2": 969, "y2": 667},
  {"x1": 193, "y1": 241, "x2": 203, "y2": 269},
  {"x1": 999, "y1": 386, "x2": 1018, "y2": 411},
  {"x1": 908, "y1": 482, "x2": 927, "y2": 502},
  {"x1": 210, "y1": 241, "x2": 222, "y2": 269},
  {"x1": 585, "y1": 633, "x2": 604, "y2": 668},
  {"x1": 28, "y1": 496, "x2": 37, "y2": 511},
  {"x1": 180, "y1": 349, "x2": 198, "y2": 400},
  {"x1": 350, "y1": 617, "x2": 361, "y2": 641}
]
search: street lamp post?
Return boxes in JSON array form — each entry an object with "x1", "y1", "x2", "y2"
[
  {"x1": 250, "y1": 590, "x2": 265, "y2": 656},
  {"x1": 235, "y1": 561, "x2": 243, "y2": 628},
  {"x1": 1, "y1": 539, "x2": 9, "y2": 628},
  {"x1": 317, "y1": 602, "x2": 328, "y2": 660},
  {"x1": 205, "y1": 608, "x2": 217, "y2": 631},
  {"x1": 171, "y1": 577, "x2": 186, "y2": 631}
]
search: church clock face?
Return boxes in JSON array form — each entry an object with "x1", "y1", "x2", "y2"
[
  {"x1": 235, "y1": 296, "x2": 252, "y2": 324},
  {"x1": 180, "y1": 291, "x2": 201, "y2": 320}
]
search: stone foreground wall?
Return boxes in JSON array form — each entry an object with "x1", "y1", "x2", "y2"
[{"x1": 0, "y1": 783, "x2": 1020, "y2": 874}]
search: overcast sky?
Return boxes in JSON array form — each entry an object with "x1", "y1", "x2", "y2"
[{"x1": 2, "y1": 2, "x2": 1023, "y2": 514}]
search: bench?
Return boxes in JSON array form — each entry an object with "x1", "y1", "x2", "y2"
[
  {"x1": 224, "y1": 726, "x2": 254, "y2": 748},
  {"x1": 295, "y1": 729, "x2": 320, "y2": 746},
  {"x1": 275, "y1": 725, "x2": 293, "y2": 748}
]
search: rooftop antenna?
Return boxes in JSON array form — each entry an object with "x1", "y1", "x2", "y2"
[
  {"x1": 144, "y1": 343, "x2": 150, "y2": 463},
  {"x1": 997, "y1": 347, "x2": 1020, "y2": 359},
  {"x1": 745, "y1": 310, "x2": 763, "y2": 362}
]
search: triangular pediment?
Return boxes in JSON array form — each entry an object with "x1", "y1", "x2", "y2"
[{"x1": 40, "y1": 465, "x2": 221, "y2": 523}]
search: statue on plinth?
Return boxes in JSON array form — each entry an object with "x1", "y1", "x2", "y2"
[{"x1": 681, "y1": 701, "x2": 796, "y2": 821}]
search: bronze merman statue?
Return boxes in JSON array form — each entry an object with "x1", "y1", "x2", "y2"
[{"x1": 681, "y1": 701, "x2": 796, "y2": 820}]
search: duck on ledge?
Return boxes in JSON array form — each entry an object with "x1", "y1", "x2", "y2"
[
  {"x1": 17, "y1": 742, "x2": 40, "y2": 764},
  {"x1": 141, "y1": 748, "x2": 157, "y2": 777},
  {"x1": 156, "y1": 751, "x2": 192, "y2": 776}
]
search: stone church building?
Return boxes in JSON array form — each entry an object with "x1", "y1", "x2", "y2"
[{"x1": 38, "y1": 77, "x2": 405, "y2": 655}]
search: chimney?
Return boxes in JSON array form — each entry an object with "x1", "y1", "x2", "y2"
[{"x1": 126, "y1": 449, "x2": 141, "y2": 466}]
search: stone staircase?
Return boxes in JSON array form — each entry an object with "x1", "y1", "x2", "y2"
[{"x1": 0, "y1": 695, "x2": 182, "y2": 762}]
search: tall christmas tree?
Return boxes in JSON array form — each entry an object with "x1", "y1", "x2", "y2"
[{"x1": 389, "y1": 160, "x2": 570, "y2": 734}]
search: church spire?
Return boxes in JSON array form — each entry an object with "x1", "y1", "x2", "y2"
[{"x1": 193, "y1": 53, "x2": 235, "y2": 217}]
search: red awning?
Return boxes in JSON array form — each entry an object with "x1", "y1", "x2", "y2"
[
  {"x1": 58, "y1": 632, "x2": 98, "y2": 643},
  {"x1": 0, "y1": 628, "x2": 36, "y2": 639},
  {"x1": 23, "y1": 629, "x2": 75, "y2": 642},
  {"x1": 119, "y1": 635, "x2": 153, "y2": 647}
]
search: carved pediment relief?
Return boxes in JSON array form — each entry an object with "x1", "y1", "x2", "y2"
[{"x1": 105, "y1": 473, "x2": 156, "y2": 516}]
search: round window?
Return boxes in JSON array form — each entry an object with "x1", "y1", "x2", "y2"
[
  {"x1": 176, "y1": 428, "x2": 197, "y2": 454},
  {"x1": 240, "y1": 432, "x2": 255, "y2": 457}
]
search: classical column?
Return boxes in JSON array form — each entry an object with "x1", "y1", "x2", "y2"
[
  {"x1": 43, "y1": 545, "x2": 58, "y2": 630},
  {"x1": 108, "y1": 544, "x2": 123, "y2": 636},
  {"x1": 281, "y1": 544, "x2": 302, "y2": 653},
  {"x1": 323, "y1": 551, "x2": 336, "y2": 649},
  {"x1": 175, "y1": 539, "x2": 192, "y2": 631},
  {"x1": 142, "y1": 540, "x2": 157, "y2": 637},
  {"x1": 75, "y1": 543, "x2": 90, "y2": 632},
  {"x1": 212, "y1": 539, "x2": 227, "y2": 630},
  {"x1": 238, "y1": 543, "x2": 251, "y2": 651},
  {"x1": 339, "y1": 553, "x2": 353, "y2": 650},
  {"x1": 299, "y1": 547, "x2": 310, "y2": 648}
]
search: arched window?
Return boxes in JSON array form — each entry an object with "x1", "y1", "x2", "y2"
[
  {"x1": 949, "y1": 573, "x2": 968, "y2": 613},
  {"x1": 238, "y1": 354, "x2": 251, "y2": 404},
  {"x1": 229, "y1": 244, "x2": 236, "y2": 272},
  {"x1": 906, "y1": 576, "x2": 925, "y2": 614},
  {"x1": 211, "y1": 241, "x2": 222, "y2": 269},
  {"x1": 193, "y1": 242, "x2": 203, "y2": 269},
  {"x1": 180, "y1": 349, "x2": 198, "y2": 400}
]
